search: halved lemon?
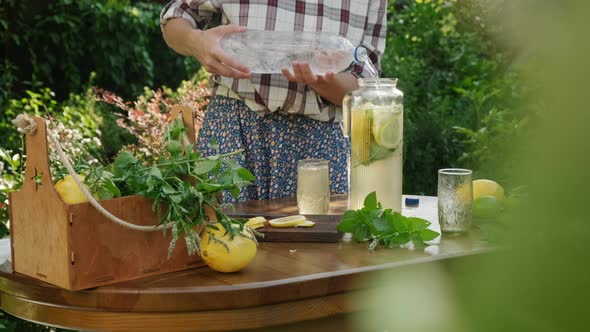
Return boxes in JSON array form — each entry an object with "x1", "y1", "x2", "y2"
[
  {"x1": 372, "y1": 108, "x2": 402, "y2": 150},
  {"x1": 296, "y1": 220, "x2": 316, "y2": 227},
  {"x1": 268, "y1": 215, "x2": 306, "y2": 228}
]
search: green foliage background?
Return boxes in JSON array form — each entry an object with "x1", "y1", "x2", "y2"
[
  {"x1": 0, "y1": 0, "x2": 526, "y2": 194},
  {"x1": 1, "y1": 0, "x2": 197, "y2": 102},
  {"x1": 381, "y1": 0, "x2": 530, "y2": 194}
]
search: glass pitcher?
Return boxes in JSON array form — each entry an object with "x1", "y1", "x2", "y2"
[{"x1": 342, "y1": 78, "x2": 404, "y2": 212}]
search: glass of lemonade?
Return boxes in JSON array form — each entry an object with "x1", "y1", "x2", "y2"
[
  {"x1": 343, "y1": 78, "x2": 404, "y2": 212},
  {"x1": 297, "y1": 159, "x2": 330, "y2": 214},
  {"x1": 438, "y1": 168, "x2": 473, "y2": 234}
]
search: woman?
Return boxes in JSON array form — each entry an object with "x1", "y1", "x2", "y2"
[{"x1": 160, "y1": 0, "x2": 387, "y2": 201}]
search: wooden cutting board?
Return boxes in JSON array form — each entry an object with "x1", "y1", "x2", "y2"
[{"x1": 231, "y1": 214, "x2": 343, "y2": 243}]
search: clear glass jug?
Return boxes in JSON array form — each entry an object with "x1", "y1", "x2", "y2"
[
  {"x1": 220, "y1": 30, "x2": 371, "y2": 75},
  {"x1": 342, "y1": 78, "x2": 404, "y2": 212}
]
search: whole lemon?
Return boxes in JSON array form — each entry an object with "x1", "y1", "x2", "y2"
[
  {"x1": 473, "y1": 179, "x2": 505, "y2": 202},
  {"x1": 54, "y1": 174, "x2": 89, "y2": 204},
  {"x1": 200, "y1": 223, "x2": 257, "y2": 273}
]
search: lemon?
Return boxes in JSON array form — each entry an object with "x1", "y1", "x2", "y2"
[
  {"x1": 268, "y1": 215, "x2": 306, "y2": 227},
  {"x1": 371, "y1": 108, "x2": 402, "y2": 150},
  {"x1": 296, "y1": 220, "x2": 316, "y2": 227},
  {"x1": 473, "y1": 195, "x2": 502, "y2": 219},
  {"x1": 200, "y1": 223, "x2": 257, "y2": 273},
  {"x1": 473, "y1": 179, "x2": 505, "y2": 202},
  {"x1": 55, "y1": 174, "x2": 91, "y2": 204},
  {"x1": 350, "y1": 109, "x2": 372, "y2": 164},
  {"x1": 245, "y1": 216, "x2": 266, "y2": 230}
]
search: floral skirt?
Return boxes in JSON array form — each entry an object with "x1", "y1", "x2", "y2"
[{"x1": 197, "y1": 95, "x2": 350, "y2": 202}]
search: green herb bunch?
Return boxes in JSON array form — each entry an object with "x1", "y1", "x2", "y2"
[
  {"x1": 85, "y1": 118, "x2": 255, "y2": 257},
  {"x1": 337, "y1": 192, "x2": 439, "y2": 251}
]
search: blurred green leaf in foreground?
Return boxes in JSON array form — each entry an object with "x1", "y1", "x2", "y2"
[{"x1": 353, "y1": 1, "x2": 590, "y2": 331}]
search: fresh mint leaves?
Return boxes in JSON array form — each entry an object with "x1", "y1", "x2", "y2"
[
  {"x1": 337, "y1": 192, "x2": 439, "y2": 251},
  {"x1": 86, "y1": 118, "x2": 254, "y2": 257}
]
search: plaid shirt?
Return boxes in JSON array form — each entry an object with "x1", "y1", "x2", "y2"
[{"x1": 161, "y1": 0, "x2": 387, "y2": 122}]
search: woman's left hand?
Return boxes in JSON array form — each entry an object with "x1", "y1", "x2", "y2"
[
  {"x1": 281, "y1": 62, "x2": 335, "y2": 87},
  {"x1": 281, "y1": 61, "x2": 358, "y2": 106}
]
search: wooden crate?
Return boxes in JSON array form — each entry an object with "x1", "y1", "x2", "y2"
[{"x1": 9, "y1": 107, "x2": 207, "y2": 290}]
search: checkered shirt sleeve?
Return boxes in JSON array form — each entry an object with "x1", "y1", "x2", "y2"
[{"x1": 160, "y1": 0, "x2": 388, "y2": 122}]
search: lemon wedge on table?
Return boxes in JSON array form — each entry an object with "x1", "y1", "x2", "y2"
[{"x1": 268, "y1": 215, "x2": 307, "y2": 228}]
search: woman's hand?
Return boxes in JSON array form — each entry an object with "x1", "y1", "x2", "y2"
[
  {"x1": 281, "y1": 62, "x2": 335, "y2": 87},
  {"x1": 281, "y1": 62, "x2": 357, "y2": 107},
  {"x1": 189, "y1": 24, "x2": 251, "y2": 78},
  {"x1": 163, "y1": 20, "x2": 250, "y2": 79}
]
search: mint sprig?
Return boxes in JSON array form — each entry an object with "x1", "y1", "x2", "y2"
[
  {"x1": 85, "y1": 118, "x2": 255, "y2": 257},
  {"x1": 337, "y1": 192, "x2": 439, "y2": 251}
]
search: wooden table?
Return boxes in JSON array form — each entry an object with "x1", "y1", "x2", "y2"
[{"x1": 0, "y1": 196, "x2": 489, "y2": 332}]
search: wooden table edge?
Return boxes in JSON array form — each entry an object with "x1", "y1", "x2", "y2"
[
  {"x1": 0, "y1": 291, "x2": 358, "y2": 332},
  {"x1": 0, "y1": 247, "x2": 490, "y2": 313}
]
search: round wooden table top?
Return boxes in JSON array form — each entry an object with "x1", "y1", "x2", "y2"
[{"x1": 0, "y1": 195, "x2": 489, "y2": 332}]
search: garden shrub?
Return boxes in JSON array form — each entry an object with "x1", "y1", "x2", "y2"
[
  {"x1": 381, "y1": 0, "x2": 527, "y2": 195},
  {"x1": 0, "y1": 0, "x2": 199, "y2": 104}
]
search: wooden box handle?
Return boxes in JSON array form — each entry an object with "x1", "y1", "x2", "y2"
[{"x1": 21, "y1": 117, "x2": 58, "y2": 194}]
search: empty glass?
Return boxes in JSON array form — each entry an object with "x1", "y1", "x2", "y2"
[
  {"x1": 297, "y1": 159, "x2": 330, "y2": 214},
  {"x1": 438, "y1": 168, "x2": 473, "y2": 234}
]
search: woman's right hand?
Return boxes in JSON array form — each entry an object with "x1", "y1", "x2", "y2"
[{"x1": 187, "y1": 24, "x2": 251, "y2": 79}]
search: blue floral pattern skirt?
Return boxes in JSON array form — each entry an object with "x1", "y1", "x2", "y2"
[{"x1": 197, "y1": 95, "x2": 350, "y2": 202}]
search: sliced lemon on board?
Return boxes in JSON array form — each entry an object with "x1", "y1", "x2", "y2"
[
  {"x1": 295, "y1": 220, "x2": 316, "y2": 227},
  {"x1": 372, "y1": 108, "x2": 402, "y2": 150},
  {"x1": 245, "y1": 216, "x2": 266, "y2": 229},
  {"x1": 268, "y1": 215, "x2": 306, "y2": 228}
]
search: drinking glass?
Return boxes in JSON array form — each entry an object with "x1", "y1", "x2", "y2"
[
  {"x1": 437, "y1": 168, "x2": 473, "y2": 234},
  {"x1": 297, "y1": 159, "x2": 330, "y2": 214}
]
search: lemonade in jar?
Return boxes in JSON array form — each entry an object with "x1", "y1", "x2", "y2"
[{"x1": 343, "y1": 78, "x2": 404, "y2": 211}]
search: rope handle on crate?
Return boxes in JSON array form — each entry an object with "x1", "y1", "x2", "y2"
[{"x1": 13, "y1": 114, "x2": 173, "y2": 232}]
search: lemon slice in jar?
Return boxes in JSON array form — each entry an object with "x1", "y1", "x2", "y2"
[
  {"x1": 372, "y1": 108, "x2": 402, "y2": 150},
  {"x1": 351, "y1": 109, "x2": 372, "y2": 165},
  {"x1": 268, "y1": 215, "x2": 306, "y2": 228}
]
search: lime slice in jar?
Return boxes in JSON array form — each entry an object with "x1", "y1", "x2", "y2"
[{"x1": 372, "y1": 109, "x2": 402, "y2": 150}]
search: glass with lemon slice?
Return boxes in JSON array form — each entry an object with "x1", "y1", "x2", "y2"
[{"x1": 343, "y1": 78, "x2": 404, "y2": 212}]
